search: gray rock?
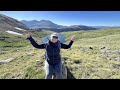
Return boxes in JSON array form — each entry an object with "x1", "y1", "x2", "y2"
[{"x1": 0, "y1": 58, "x2": 14, "y2": 65}]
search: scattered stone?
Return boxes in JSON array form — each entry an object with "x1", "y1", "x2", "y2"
[
  {"x1": 100, "y1": 47, "x2": 106, "y2": 50},
  {"x1": 0, "y1": 58, "x2": 14, "y2": 65},
  {"x1": 89, "y1": 47, "x2": 93, "y2": 50},
  {"x1": 113, "y1": 64, "x2": 120, "y2": 69},
  {"x1": 36, "y1": 60, "x2": 43, "y2": 67},
  {"x1": 74, "y1": 60, "x2": 81, "y2": 64},
  {"x1": 63, "y1": 57, "x2": 68, "y2": 61}
]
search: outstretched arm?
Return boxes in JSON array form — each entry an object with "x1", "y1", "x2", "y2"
[
  {"x1": 61, "y1": 40, "x2": 74, "y2": 49},
  {"x1": 27, "y1": 36, "x2": 45, "y2": 49},
  {"x1": 61, "y1": 35, "x2": 75, "y2": 49}
]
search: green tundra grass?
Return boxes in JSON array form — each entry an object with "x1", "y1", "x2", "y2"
[{"x1": 1, "y1": 28, "x2": 120, "y2": 79}]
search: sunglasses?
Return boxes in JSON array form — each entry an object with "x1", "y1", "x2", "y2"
[{"x1": 53, "y1": 36, "x2": 58, "y2": 39}]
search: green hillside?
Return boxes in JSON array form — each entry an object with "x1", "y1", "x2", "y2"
[
  {"x1": 62, "y1": 28, "x2": 120, "y2": 79},
  {"x1": 1, "y1": 28, "x2": 120, "y2": 79}
]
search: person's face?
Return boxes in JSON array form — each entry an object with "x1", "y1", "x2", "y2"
[{"x1": 51, "y1": 36, "x2": 58, "y2": 43}]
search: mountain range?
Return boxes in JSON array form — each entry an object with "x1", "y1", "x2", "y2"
[
  {"x1": 21, "y1": 20, "x2": 98, "y2": 29},
  {"x1": 21, "y1": 20, "x2": 98, "y2": 32},
  {"x1": 0, "y1": 13, "x2": 120, "y2": 33},
  {"x1": 21, "y1": 20, "x2": 120, "y2": 30},
  {"x1": 21, "y1": 20, "x2": 66, "y2": 29}
]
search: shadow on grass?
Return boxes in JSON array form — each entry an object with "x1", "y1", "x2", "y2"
[{"x1": 67, "y1": 67, "x2": 76, "y2": 79}]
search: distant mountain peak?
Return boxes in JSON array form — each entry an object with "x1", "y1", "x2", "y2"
[
  {"x1": 31, "y1": 20, "x2": 38, "y2": 22},
  {"x1": 21, "y1": 19, "x2": 63, "y2": 29},
  {"x1": 40, "y1": 19, "x2": 49, "y2": 21},
  {"x1": 39, "y1": 20, "x2": 55, "y2": 24}
]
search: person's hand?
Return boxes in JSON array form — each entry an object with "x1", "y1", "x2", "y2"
[
  {"x1": 71, "y1": 35, "x2": 75, "y2": 41},
  {"x1": 26, "y1": 32, "x2": 32, "y2": 38}
]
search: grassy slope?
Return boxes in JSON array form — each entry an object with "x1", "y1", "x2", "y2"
[
  {"x1": 1, "y1": 28, "x2": 120, "y2": 79},
  {"x1": 0, "y1": 29, "x2": 51, "y2": 79},
  {"x1": 61, "y1": 28, "x2": 120, "y2": 79}
]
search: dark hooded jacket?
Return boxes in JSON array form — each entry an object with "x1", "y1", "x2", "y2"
[{"x1": 27, "y1": 36, "x2": 74, "y2": 65}]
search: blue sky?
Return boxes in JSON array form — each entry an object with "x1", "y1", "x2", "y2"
[{"x1": 0, "y1": 11, "x2": 120, "y2": 26}]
